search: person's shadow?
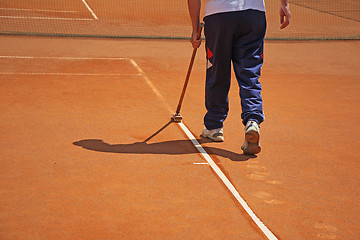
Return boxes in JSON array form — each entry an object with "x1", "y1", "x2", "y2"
[{"x1": 73, "y1": 120, "x2": 256, "y2": 162}]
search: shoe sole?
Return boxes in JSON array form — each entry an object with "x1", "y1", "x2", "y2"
[
  {"x1": 243, "y1": 130, "x2": 261, "y2": 155},
  {"x1": 245, "y1": 130, "x2": 259, "y2": 144},
  {"x1": 243, "y1": 143, "x2": 261, "y2": 155}
]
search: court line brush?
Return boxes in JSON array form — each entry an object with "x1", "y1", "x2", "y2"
[{"x1": 172, "y1": 22, "x2": 204, "y2": 123}]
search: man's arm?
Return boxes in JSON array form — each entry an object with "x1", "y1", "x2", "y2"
[
  {"x1": 187, "y1": 0, "x2": 201, "y2": 48},
  {"x1": 280, "y1": 0, "x2": 291, "y2": 29}
]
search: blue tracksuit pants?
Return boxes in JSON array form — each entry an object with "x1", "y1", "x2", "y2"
[{"x1": 203, "y1": 9, "x2": 266, "y2": 129}]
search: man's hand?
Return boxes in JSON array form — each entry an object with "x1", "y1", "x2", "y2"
[
  {"x1": 280, "y1": 3, "x2": 291, "y2": 29},
  {"x1": 190, "y1": 30, "x2": 202, "y2": 49}
]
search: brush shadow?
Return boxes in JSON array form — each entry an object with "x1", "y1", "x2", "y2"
[
  {"x1": 73, "y1": 138, "x2": 256, "y2": 162},
  {"x1": 73, "y1": 119, "x2": 256, "y2": 162}
]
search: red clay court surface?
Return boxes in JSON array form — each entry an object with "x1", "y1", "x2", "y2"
[
  {"x1": 1, "y1": 35, "x2": 359, "y2": 240},
  {"x1": 0, "y1": 1, "x2": 360, "y2": 240}
]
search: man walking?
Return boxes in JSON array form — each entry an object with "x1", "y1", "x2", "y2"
[{"x1": 187, "y1": 0, "x2": 290, "y2": 154}]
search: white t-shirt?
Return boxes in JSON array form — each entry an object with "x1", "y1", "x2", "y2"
[{"x1": 205, "y1": 0, "x2": 265, "y2": 17}]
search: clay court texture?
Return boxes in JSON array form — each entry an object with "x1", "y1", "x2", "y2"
[{"x1": 0, "y1": 1, "x2": 359, "y2": 240}]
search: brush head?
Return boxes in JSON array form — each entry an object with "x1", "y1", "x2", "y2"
[{"x1": 172, "y1": 113, "x2": 182, "y2": 123}]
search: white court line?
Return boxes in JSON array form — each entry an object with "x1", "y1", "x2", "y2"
[
  {"x1": 0, "y1": 56, "x2": 128, "y2": 60},
  {"x1": 81, "y1": 0, "x2": 98, "y2": 20},
  {"x1": 0, "y1": 56, "x2": 137, "y2": 76},
  {"x1": 0, "y1": 72, "x2": 141, "y2": 76},
  {"x1": 130, "y1": 58, "x2": 278, "y2": 240},
  {"x1": 0, "y1": 7, "x2": 77, "y2": 13},
  {"x1": 129, "y1": 59, "x2": 174, "y2": 114},
  {"x1": 178, "y1": 122, "x2": 278, "y2": 240},
  {"x1": 0, "y1": 15, "x2": 93, "y2": 21}
]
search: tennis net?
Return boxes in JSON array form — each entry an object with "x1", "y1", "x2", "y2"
[{"x1": 0, "y1": 0, "x2": 359, "y2": 40}]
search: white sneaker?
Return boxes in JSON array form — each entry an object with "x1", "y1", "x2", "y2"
[
  {"x1": 201, "y1": 127, "x2": 224, "y2": 142},
  {"x1": 241, "y1": 121, "x2": 261, "y2": 155}
]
